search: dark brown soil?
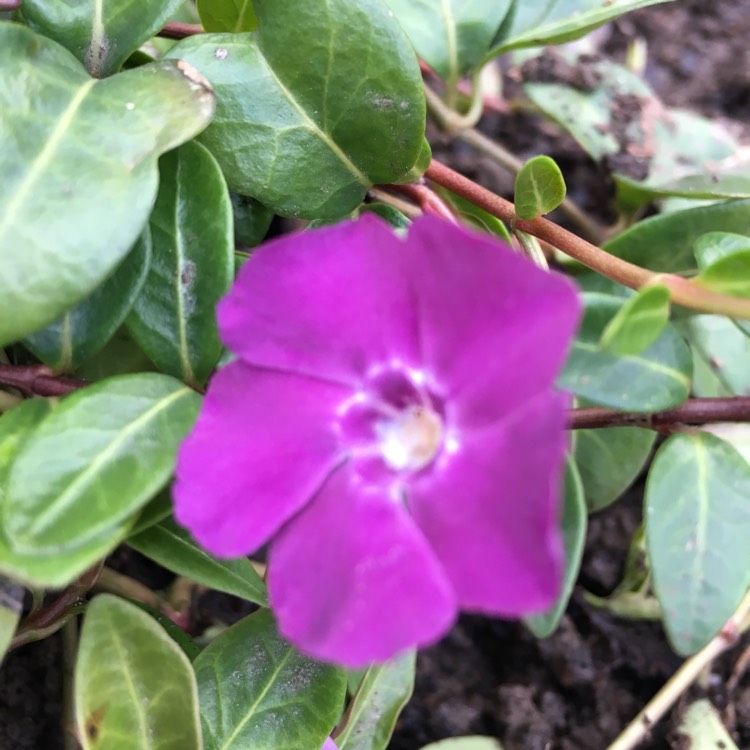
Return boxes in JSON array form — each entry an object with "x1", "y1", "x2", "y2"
[{"x1": 3, "y1": 2, "x2": 750, "y2": 748}]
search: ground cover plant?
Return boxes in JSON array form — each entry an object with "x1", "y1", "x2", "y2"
[{"x1": 1, "y1": 0, "x2": 750, "y2": 748}]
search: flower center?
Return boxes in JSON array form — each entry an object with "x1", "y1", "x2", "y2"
[
  {"x1": 376, "y1": 404, "x2": 443, "y2": 472},
  {"x1": 337, "y1": 365, "x2": 446, "y2": 479}
]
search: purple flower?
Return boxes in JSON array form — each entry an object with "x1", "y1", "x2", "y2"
[
  {"x1": 321, "y1": 740, "x2": 338, "y2": 750},
  {"x1": 174, "y1": 215, "x2": 580, "y2": 666}
]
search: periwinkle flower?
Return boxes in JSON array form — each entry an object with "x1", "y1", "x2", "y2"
[{"x1": 175, "y1": 215, "x2": 580, "y2": 666}]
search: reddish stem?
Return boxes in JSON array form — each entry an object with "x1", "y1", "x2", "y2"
[
  {"x1": 387, "y1": 182, "x2": 459, "y2": 224},
  {"x1": 158, "y1": 22, "x2": 204, "y2": 40},
  {"x1": 0, "y1": 364, "x2": 84, "y2": 397},
  {"x1": 569, "y1": 398, "x2": 750, "y2": 430},
  {"x1": 424, "y1": 159, "x2": 750, "y2": 319}
]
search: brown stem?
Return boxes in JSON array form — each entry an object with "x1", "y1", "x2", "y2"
[
  {"x1": 387, "y1": 182, "x2": 459, "y2": 224},
  {"x1": 158, "y1": 22, "x2": 203, "y2": 40},
  {"x1": 10, "y1": 563, "x2": 102, "y2": 650},
  {"x1": 0, "y1": 363, "x2": 84, "y2": 397},
  {"x1": 569, "y1": 397, "x2": 750, "y2": 430},
  {"x1": 424, "y1": 159, "x2": 750, "y2": 320}
]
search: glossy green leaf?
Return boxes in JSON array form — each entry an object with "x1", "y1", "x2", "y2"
[
  {"x1": 165, "y1": 0, "x2": 425, "y2": 219},
  {"x1": 335, "y1": 651, "x2": 415, "y2": 750},
  {"x1": 76, "y1": 594, "x2": 201, "y2": 750},
  {"x1": 129, "y1": 517, "x2": 266, "y2": 605},
  {"x1": 514, "y1": 155, "x2": 566, "y2": 220},
  {"x1": 694, "y1": 251, "x2": 750, "y2": 298},
  {"x1": 0, "y1": 576, "x2": 23, "y2": 664},
  {"x1": 559, "y1": 293, "x2": 692, "y2": 411},
  {"x1": 384, "y1": 0, "x2": 511, "y2": 81},
  {"x1": 677, "y1": 699, "x2": 740, "y2": 750},
  {"x1": 525, "y1": 459, "x2": 586, "y2": 637},
  {"x1": 360, "y1": 204, "x2": 411, "y2": 230},
  {"x1": 421, "y1": 739, "x2": 504, "y2": 750},
  {"x1": 574, "y1": 422, "x2": 655, "y2": 512},
  {"x1": 23, "y1": 0, "x2": 184, "y2": 77},
  {"x1": 128, "y1": 491, "x2": 173, "y2": 537},
  {"x1": 24, "y1": 232, "x2": 150, "y2": 372},
  {"x1": 127, "y1": 141, "x2": 233, "y2": 388},
  {"x1": 694, "y1": 231, "x2": 750, "y2": 269},
  {"x1": 679, "y1": 315, "x2": 750, "y2": 397},
  {"x1": 646, "y1": 432, "x2": 750, "y2": 655},
  {"x1": 0, "y1": 399, "x2": 123, "y2": 589},
  {"x1": 198, "y1": 0, "x2": 257, "y2": 32},
  {"x1": 490, "y1": 0, "x2": 672, "y2": 55},
  {"x1": 435, "y1": 188, "x2": 512, "y2": 242},
  {"x1": 231, "y1": 194, "x2": 274, "y2": 249},
  {"x1": 599, "y1": 284, "x2": 671, "y2": 356},
  {"x1": 3, "y1": 374, "x2": 200, "y2": 557},
  {"x1": 195, "y1": 608, "x2": 347, "y2": 750},
  {"x1": 604, "y1": 200, "x2": 750, "y2": 275},
  {"x1": 0, "y1": 24, "x2": 214, "y2": 346}
]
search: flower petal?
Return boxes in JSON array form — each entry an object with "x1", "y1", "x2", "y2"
[
  {"x1": 219, "y1": 215, "x2": 420, "y2": 386},
  {"x1": 402, "y1": 217, "x2": 580, "y2": 429},
  {"x1": 269, "y1": 468, "x2": 456, "y2": 667},
  {"x1": 173, "y1": 361, "x2": 349, "y2": 557},
  {"x1": 408, "y1": 390, "x2": 569, "y2": 615}
]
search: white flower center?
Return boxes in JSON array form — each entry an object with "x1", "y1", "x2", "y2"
[{"x1": 375, "y1": 405, "x2": 444, "y2": 472}]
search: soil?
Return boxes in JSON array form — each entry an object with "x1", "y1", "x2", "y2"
[{"x1": 3, "y1": 1, "x2": 750, "y2": 748}]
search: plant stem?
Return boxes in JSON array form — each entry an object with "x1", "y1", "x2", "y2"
[
  {"x1": 424, "y1": 85, "x2": 608, "y2": 243},
  {"x1": 61, "y1": 617, "x2": 80, "y2": 750},
  {"x1": 158, "y1": 22, "x2": 203, "y2": 40},
  {"x1": 387, "y1": 182, "x2": 459, "y2": 224},
  {"x1": 607, "y1": 588, "x2": 750, "y2": 750},
  {"x1": 11, "y1": 564, "x2": 102, "y2": 650},
  {"x1": 0, "y1": 364, "x2": 84, "y2": 397},
  {"x1": 424, "y1": 159, "x2": 750, "y2": 320},
  {"x1": 569, "y1": 397, "x2": 750, "y2": 430}
]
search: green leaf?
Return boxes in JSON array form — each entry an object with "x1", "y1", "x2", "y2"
[
  {"x1": 604, "y1": 200, "x2": 750, "y2": 275},
  {"x1": 525, "y1": 459, "x2": 586, "y2": 637},
  {"x1": 694, "y1": 249, "x2": 750, "y2": 298},
  {"x1": 23, "y1": 232, "x2": 150, "y2": 372},
  {"x1": 489, "y1": 0, "x2": 673, "y2": 55},
  {"x1": 126, "y1": 141, "x2": 233, "y2": 388},
  {"x1": 198, "y1": 0, "x2": 258, "y2": 32},
  {"x1": 559, "y1": 293, "x2": 692, "y2": 411},
  {"x1": 165, "y1": 0, "x2": 425, "y2": 219},
  {"x1": 360, "y1": 204, "x2": 411, "y2": 230},
  {"x1": 231, "y1": 194, "x2": 274, "y2": 249},
  {"x1": 676, "y1": 699, "x2": 740, "y2": 750},
  {"x1": 384, "y1": 0, "x2": 511, "y2": 81},
  {"x1": 23, "y1": 0, "x2": 185, "y2": 77},
  {"x1": 128, "y1": 517, "x2": 267, "y2": 605},
  {"x1": 421, "y1": 739, "x2": 504, "y2": 750},
  {"x1": 599, "y1": 284, "x2": 671, "y2": 356},
  {"x1": 574, "y1": 422, "x2": 655, "y2": 512},
  {"x1": 0, "y1": 399, "x2": 125, "y2": 589},
  {"x1": 3, "y1": 374, "x2": 200, "y2": 557},
  {"x1": 435, "y1": 188, "x2": 512, "y2": 242},
  {"x1": 195, "y1": 608, "x2": 347, "y2": 750},
  {"x1": 334, "y1": 651, "x2": 415, "y2": 750},
  {"x1": 514, "y1": 155, "x2": 566, "y2": 220},
  {"x1": 0, "y1": 576, "x2": 23, "y2": 665},
  {"x1": 76, "y1": 594, "x2": 201, "y2": 750},
  {"x1": 646, "y1": 432, "x2": 750, "y2": 655},
  {"x1": 0, "y1": 24, "x2": 214, "y2": 346},
  {"x1": 694, "y1": 231, "x2": 750, "y2": 269},
  {"x1": 678, "y1": 315, "x2": 750, "y2": 397}
]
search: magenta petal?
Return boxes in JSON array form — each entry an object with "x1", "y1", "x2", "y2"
[
  {"x1": 321, "y1": 740, "x2": 338, "y2": 750},
  {"x1": 408, "y1": 391, "x2": 569, "y2": 615},
  {"x1": 173, "y1": 361, "x2": 349, "y2": 557},
  {"x1": 219, "y1": 216, "x2": 420, "y2": 386},
  {"x1": 269, "y1": 468, "x2": 457, "y2": 667},
  {"x1": 402, "y1": 217, "x2": 580, "y2": 428}
]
